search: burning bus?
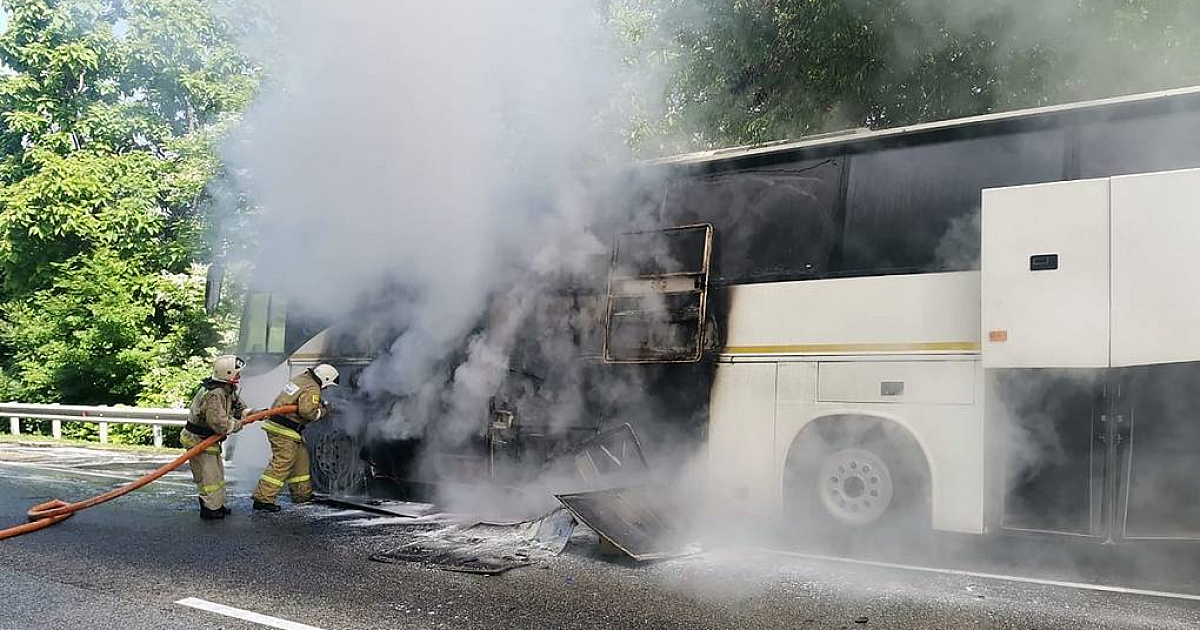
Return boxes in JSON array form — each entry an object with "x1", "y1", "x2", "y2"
[{"x1": 230, "y1": 85, "x2": 1200, "y2": 543}]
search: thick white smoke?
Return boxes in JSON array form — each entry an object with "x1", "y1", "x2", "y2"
[{"x1": 226, "y1": 2, "x2": 667, "y2": 454}]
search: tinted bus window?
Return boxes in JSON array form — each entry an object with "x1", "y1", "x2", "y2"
[
  {"x1": 241, "y1": 294, "x2": 329, "y2": 358},
  {"x1": 840, "y1": 130, "x2": 1066, "y2": 274},
  {"x1": 662, "y1": 158, "x2": 843, "y2": 284},
  {"x1": 239, "y1": 293, "x2": 273, "y2": 355},
  {"x1": 1079, "y1": 110, "x2": 1200, "y2": 179}
]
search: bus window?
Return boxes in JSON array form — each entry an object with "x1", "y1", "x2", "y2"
[
  {"x1": 663, "y1": 158, "x2": 842, "y2": 284},
  {"x1": 267, "y1": 298, "x2": 287, "y2": 353},
  {"x1": 840, "y1": 129, "x2": 1066, "y2": 274},
  {"x1": 1079, "y1": 109, "x2": 1200, "y2": 178},
  {"x1": 239, "y1": 293, "x2": 287, "y2": 355},
  {"x1": 604, "y1": 224, "x2": 713, "y2": 363}
]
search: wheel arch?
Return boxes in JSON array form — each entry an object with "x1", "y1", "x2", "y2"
[{"x1": 783, "y1": 410, "x2": 937, "y2": 521}]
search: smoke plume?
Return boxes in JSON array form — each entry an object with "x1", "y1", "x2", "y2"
[{"x1": 223, "y1": 1, "x2": 684, "y2": 508}]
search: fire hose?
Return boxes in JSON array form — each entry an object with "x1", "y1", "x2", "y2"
[{"x1": 0, "y1": 404, "x2": 298, "y2": 541}]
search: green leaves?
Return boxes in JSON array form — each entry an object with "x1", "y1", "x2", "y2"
[
  {"x1": 0, "y1": 0, "x2": 261, "y2": 408},
  {"x1": 630, "y1": 0, "x2": 1200, "y2": 154}
]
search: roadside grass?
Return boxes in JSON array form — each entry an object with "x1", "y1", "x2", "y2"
[{"x1": 0, "y1": 433, "x2": 182, "y2": 454}]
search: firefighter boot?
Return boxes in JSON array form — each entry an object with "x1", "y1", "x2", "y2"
[
  {"x1": 199, "y1": 499, "x2": 225, "y2": 520},
  {"x1": 253, "y1": 500, "x2": 281, "y2": 512}
]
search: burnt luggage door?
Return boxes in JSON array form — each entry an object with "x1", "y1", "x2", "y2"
[
  {"x1": 1114, "y1": 364, "x2": 1200, "y2": 540},
  {"x1": 992, "y1": 369, "x2": 1111, "y2": 538},
  {"x1": 604, "y1": 224, "x2": 713, "y2": 363}
]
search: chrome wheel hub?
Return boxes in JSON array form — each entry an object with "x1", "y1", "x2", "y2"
[{"x1": 817, "y1": 448, "x2": 893, "y2": 526}]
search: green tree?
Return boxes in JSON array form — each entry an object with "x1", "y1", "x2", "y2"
[
  {"x1": 0, "y1": 0, "x2": 262, "y2": 428},
  {"x1": 631, "y1": 0, "x2": 1200, "y2": 153}
]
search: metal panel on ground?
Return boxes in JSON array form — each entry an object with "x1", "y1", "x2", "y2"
[
  {"x1": 555, "y1": 485, "x2": 691, "y2": 561},
  {"x1": 981, "y1": 179, "x2": 1111, "y2": 369}
]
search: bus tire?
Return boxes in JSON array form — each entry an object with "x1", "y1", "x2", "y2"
[
  {"x1": 783, "y1": 418, "x2": 931, "y2": 548},
  {"x1": 308, "y1": 428, "x2": 368, "y2": 496}
]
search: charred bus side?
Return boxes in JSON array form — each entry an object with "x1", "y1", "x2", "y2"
[{"x1": 236, "y1": 86, "x2": 1200, "y2": 542}]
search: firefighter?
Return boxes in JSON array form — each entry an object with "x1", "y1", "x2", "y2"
[
  {"x1": 251, "y1": 363, "x2": 339, "y2": 511},
  {"x1": 182, "y1": 354, "x2": 248, "y2": 520}
]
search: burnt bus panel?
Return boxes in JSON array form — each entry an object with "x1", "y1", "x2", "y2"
[
  {"x1": 661, "y1": 158, "x2": 843, "y2": 284},
  {"x1": 991, "y1": 369, "x2": 1106, "y2": 537},
  {"x1": 841, "y1": 130, "x2": 1066, "y2": 275},
  {"x1": 556, "y1": 485, "x2": 691, "y2": 560},
  {"x1": 1118, "y1": 363, "x2": 1200, "y2": 540},
  {"x1": 613, "y1": 229, "x2": 708, "y2": 276},
  {"x1": 604, "y1": 225, "x2": 712, "y2": 363}
]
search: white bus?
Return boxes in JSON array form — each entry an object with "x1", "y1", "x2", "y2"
[{"x1": 231, "y1": 85, "x2": 1200, "y2": 543}]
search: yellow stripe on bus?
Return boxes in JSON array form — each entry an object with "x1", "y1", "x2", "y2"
[{"x1": 723, "y1": 341, "x2": 981, "y2": 355}]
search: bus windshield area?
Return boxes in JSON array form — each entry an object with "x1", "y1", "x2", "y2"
[{"x1": 238, "y1": 292, "x2": 331, "y2": 363}]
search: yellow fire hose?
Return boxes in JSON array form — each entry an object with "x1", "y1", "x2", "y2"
[{"x1": 0, "y1": 404, "x2": 298, "y2": 541}]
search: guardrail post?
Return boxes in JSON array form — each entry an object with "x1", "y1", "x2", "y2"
[
  {"x1": 99, "y1": 422, "x2": 109, "y2": 444},
  {"x1": 52, "y1": 420, "x2": 62, "y2": 440},
  {"x1": 9, "y1": 417, "x2": 18, "y2": 436},
  {"x1": 152, "y1": 425, "x2": 163, "y2": 448}
]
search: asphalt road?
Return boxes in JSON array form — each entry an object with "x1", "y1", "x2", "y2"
[{"x1": 2, "y1": 443, "x2": 1200, "y2": 630}]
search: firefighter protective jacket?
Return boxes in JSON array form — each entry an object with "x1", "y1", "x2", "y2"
[
  {"x1": 185, "y1": 379, "x2": 247, "y2": 437},
  {"x1": 262, "y1": 371, "x2": 326, "y2": 442}
]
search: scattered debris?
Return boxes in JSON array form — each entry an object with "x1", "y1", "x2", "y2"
[
  {"x1": 463, "y1": 507, "x2": 576, "y2": 555},
  {"x1": 562, "y1": 423, "x2": 649, "y2": 487},
  {"x1": 555, "y1": 483, "x2": 693, "y2": 561},
  {"x1": 315, "y1": 495, "x2": 435, "y2": 519},
  {"x1": 854, "y1": 616, "x2": 869, "y2": 624},
  {"x1": 371, "y1": 542, "x2": 531, "y2": 575},
  {"x1": 370, "y1": 507, "x2": 576, "y2": 575}
]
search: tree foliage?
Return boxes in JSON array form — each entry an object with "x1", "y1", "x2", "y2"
[
  {"x1": 628, "y1": 0, "x2": 1200, "y2": 153},
  {"x1": 0, "y1": 0, "x2": 262, "y2": 412}
]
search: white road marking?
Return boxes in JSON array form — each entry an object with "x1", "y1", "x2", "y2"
[
  {"x1": 755, "y1": 547, "x2": 1200, "y2": 603},
  {"x1": 176, "y1": 597, "x2": 330, "y2": 630}
]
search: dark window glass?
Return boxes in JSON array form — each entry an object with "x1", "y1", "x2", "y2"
[
  {"x1": 840, "y1": 130, "x2": 1066, "y2": 274},
  {"x1": 240, "y1": 292, "x2": 333, "y2": 359},
  {"x1": 662, "y1": 158, "x2": 843, "y2": 284},
  {"x1": 1079, "y1": 110, "x2": 1200, "y2": 179}
]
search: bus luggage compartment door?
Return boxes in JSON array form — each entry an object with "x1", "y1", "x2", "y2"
[
  {"x1": 1115, "y1": 363, "x2": 1200, "y2": 540},
  {"x1": 603, "y1": 224, "x2": 713, "y2": 363},
  {"x1": 990, "y1": 369, "x2": 1109, "y2": 538}
]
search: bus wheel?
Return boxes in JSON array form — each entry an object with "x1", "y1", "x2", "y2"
[
  {"x1": 816, "y1": 447, "x2": 894, "y2": 526},
  {"x1": 784, "y1": 419, "x2": 930, "y2": 546},
  {"x1": 309, "y1": 429, "x2": 368, "y2": 496}
]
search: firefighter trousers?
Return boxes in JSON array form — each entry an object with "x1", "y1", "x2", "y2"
[
  {"x1": 181, "y1": 430, "x2": 226, "y2": 510},
  {"x1": 252, "y1": 430, "x2": 312, "y2": 504}
]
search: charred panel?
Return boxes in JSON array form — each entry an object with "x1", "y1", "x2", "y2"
[
  {"x1": 661, "y1": 158, "x2": 843, "y2": 284},
  {"x1": 990, "y1": 369, "x2": 1106, "y2": 537},
  {"x1": 1118, "y1": 362, "x2": 1200, "y2": 540}
]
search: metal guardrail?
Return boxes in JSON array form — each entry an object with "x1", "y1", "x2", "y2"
[{"x1": 0, "y1": 402, "x2": 189, "y2": 448}]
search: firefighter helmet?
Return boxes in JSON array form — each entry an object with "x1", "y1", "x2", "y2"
[
  {"x1": 312, "y1": 363, "x2": 340, "y2": 389},
  {"x1": 212, "y1": 355, "x2": 245, "y2": 384}
]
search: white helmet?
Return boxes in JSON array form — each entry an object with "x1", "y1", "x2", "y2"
[
  {"x1": 312, "y1": 364, "x2": 340, "y2": 389},
  {"x1": 212, "y1": 355, "x2": 245, "y2": 384}
]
